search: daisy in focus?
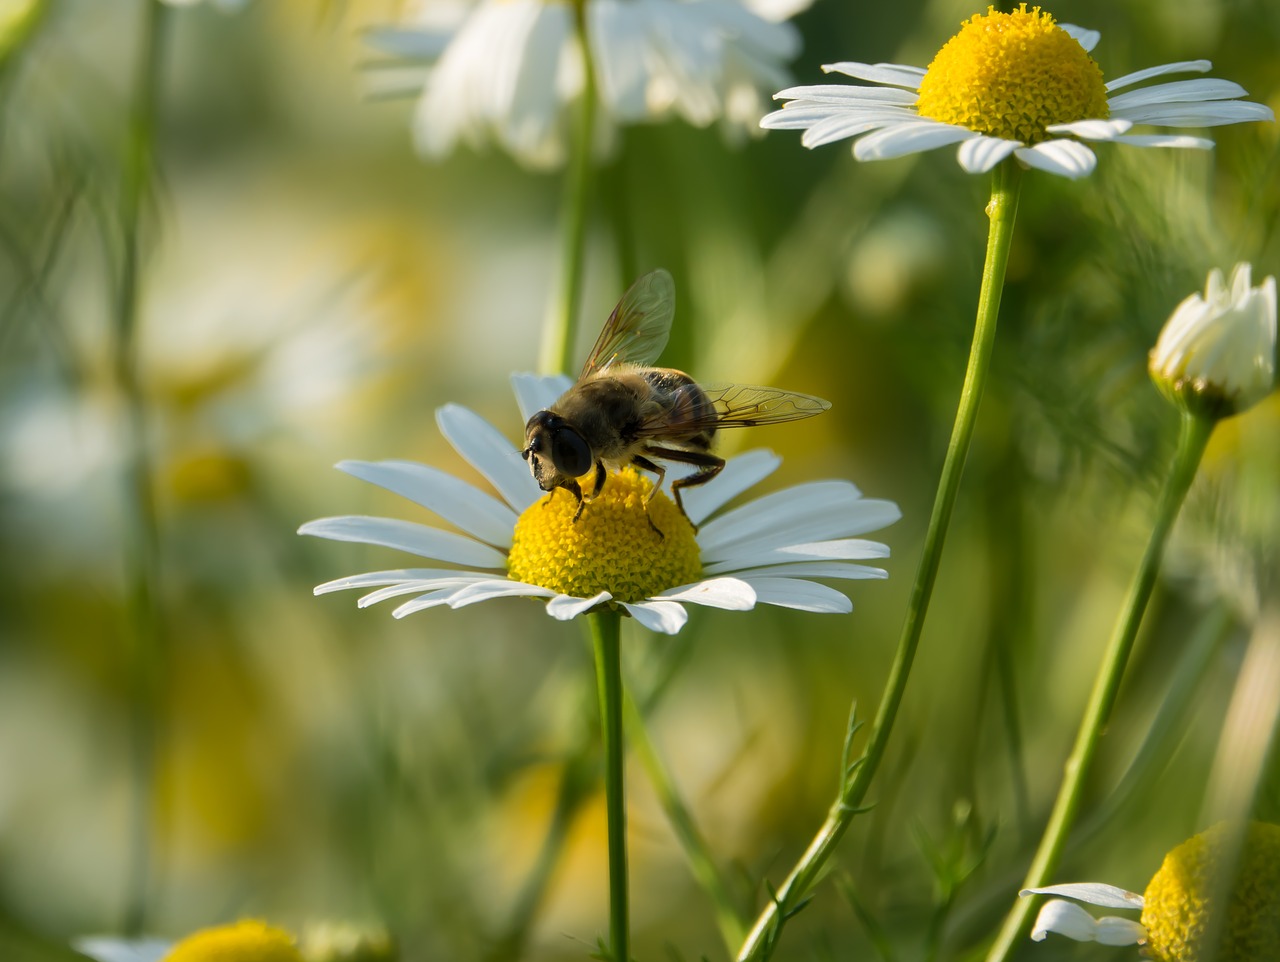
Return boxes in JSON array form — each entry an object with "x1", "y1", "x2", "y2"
[
  {"x1": 300, "y1": 375, "x2": 900, "y2": 635},
  {"x1": 1023, "y1": 821, "x2": 1280, "y2": 961},
  {"x1": 761, "y1": 4, "x2": 1274, "y2": 179},
  {"x1": 365, "y1": 0, "x2": 811, "y2": 169}
]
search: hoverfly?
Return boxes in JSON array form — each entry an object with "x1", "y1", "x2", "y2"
[{"x1": 521, "y1": 269, "x2": 830, "y2": 534}]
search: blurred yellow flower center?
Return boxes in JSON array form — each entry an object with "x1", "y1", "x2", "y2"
[
  {"x1": 507, "y1": 468, "x2": 701, "y2": 604},
  {"x1": 915, "y1": 4, "x2": 1108, "y2": 144},
  {"x1": 163, "y1": 920, "x2": 304, "y2": 962},
  {"x1": 1140, "y1": 821, "x2": 1280, "y2": 961}
]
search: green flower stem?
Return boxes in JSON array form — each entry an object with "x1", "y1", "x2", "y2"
[
  {"x1": 538, "y1": 0, "x2": 597, "y2": 376},
  {"x1": 117, "y1": 0, "x2": 170, "y2": 937},
  {"x1": 590, "y1": 610, "x2": 628, "y2": 962},
  {"x1": 737, "y1": 160, "x2": 1023, "y2": 962},
  {"x1": 984, "y1": 411, "x2": 1215, "y2": 962},
  {"x1": 623, "y1": 690, "x2": 748, "y2": 954}
]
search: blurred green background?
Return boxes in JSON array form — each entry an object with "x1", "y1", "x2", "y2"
[{"x1": 1, "y1": 0, "x2": 1278, "y2": 959}]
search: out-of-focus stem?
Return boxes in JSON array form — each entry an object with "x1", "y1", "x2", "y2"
[
  {"x1": 538, "y1": 0, "x2": 597, "y2": 376},
  {"x1": 985, "y1": 412, "x2": 1214, "y2": 962},
  {"x1": 117, "y1": 0, "x2": 170, "y2": 937},
  {"x1": 624, "y1": 690, "x2": 748, "y2": 953}
]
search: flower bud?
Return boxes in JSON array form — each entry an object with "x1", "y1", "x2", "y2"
[{"x1": 1149, "y1": 263, "x2": 1276, "y2": 419}]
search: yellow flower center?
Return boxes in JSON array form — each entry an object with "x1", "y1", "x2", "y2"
[
  {"x1": 915, "y1": 4, "x2": 1108, "y2": 144},
  {"x1": 1141, "y1": 821, "x2": 1280, "y2": 962},
  {"x1": 163, "y1": 921, "x2": 304, "y2": 962},
  {"x1": 507, "y1": 468, "x2": 701, "y2": 604}
]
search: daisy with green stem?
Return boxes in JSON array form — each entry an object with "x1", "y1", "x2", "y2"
[
  {"x1": 302, "y1": 372, "x2": 901, "y2": 961},
  {"x1": 740, "y1": 7, "x2": 1273, "y2": 959}
]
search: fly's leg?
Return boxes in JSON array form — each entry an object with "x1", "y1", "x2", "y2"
[
  {"x1": 642, "y1": 446, "x2": 725, "y2": 530},
  {"x1": 629, "y1": 455, "x2": 667, "y2": 539}
]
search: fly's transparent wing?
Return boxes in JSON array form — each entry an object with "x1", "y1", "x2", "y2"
[
  {"x1": 580, "y1": 269, "x2": 676, "y2": 378},
  {"x1": 635, "y1": 383, "x2": 831, "y2": 439}
]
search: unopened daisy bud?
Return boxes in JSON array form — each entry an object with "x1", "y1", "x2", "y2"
[
  {"x1": 1149, "y1": 263, "x2": 1277, "y2": 419},
  {"x1": 1141, "y1": 821, "x2": 1280, "y2": 962}
]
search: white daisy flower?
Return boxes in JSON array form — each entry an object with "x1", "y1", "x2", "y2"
[
  {"x1": 300, "y1": 375, "x2": 900, "y2": 635},
  {"x1": 365, "y1": 0, "x2": 810, "y2": 170},
  {"x1": 1023, "y1": 821, "x2": 1280, "y2": 959},
  {"x1": 761, "y1": 4, "x2": 1274, "y2": 180},
  {"x1": 1149, "y1": 262, "x2": 1277, "y2": 419}
]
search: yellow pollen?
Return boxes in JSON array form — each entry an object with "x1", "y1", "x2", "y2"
[
  {"x1": 507, "y1": 467, "x2": 701, "y2": 604},
  {"x1": 163, "y1": 920, "x2": 304, "y2": 962},
  {"x1": 1140, "y1": 821, "x2": 1280, "y2": 961},
  {"x1": 915, "y1": 4, "x2": 1108, "y2": 144}
]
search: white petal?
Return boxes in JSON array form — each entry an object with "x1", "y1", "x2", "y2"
[
  {"x1": 699, "y1": 481, "x2": 900, "y2": 559},
  {"x1": 737, "y1": 576, "x2": 852, "y2": 613},
  {"x1": 703, "y1": 537, "x2": 891, "y2": 574},
  {"x1": 716, "y1": 561, "x2": 887, "y2": 581},
  {"x1": 436, "y1": 404, "x2": 541, "y2": 511},
  {"x1": 853, "y1": 121, "x2": 977, "y2": 161},
  {"x1": 1030, "y1": 901, "x2": 1099, "y2": 943},
  {"x1": 1022, "y1": 883, "x2": 1145, "y2": 909},
  {"x1": 761, "y1": 102, "x2": 906, "y2": 129},
  {"x1": 510, "y1": 372, "x2": 572, "y2": 424},
  {"x1": 1094, "y1": 917, "x2": 1152, "y2": 946},
  {"x1": 389, "y1": 588, "x2": 459, "y2": 616},
  {"x1": 621, "y1": 600, "x2": 688, "y2": 634},
  {"x1": 681, "y1": 449, "x2": 780, "y2": 525},
  {"x1": 448, "y1": 578, "x2": 557, "y2": 608},
  {"x1": 800, "y1": 109, "x2": 920, "y2": 148},
  {"x1": 336, "y1": 459, "x2": 517, "y2": 547},
  {"x1": 313, "y1": 567, "x2": 487, "y2": 594},
  {"x1": 1029, "y1": 901, "x2": 1146, "y2": 947},
  {"x1": 1107, "y1": 77, "x2": 1246, "y2": 111},
  {"x1": 392, "y1": 579, "x2": 554, "y2": 617},
  {"x1": 653, "y1": 577, "x2": 756, "y2": 610},
  {"x1": 358, "y1": 575, "x2": 496, "y2": 607},
  {"x1": 547, "y1": 591, "x2": 611, "y2": 619},
  {"x1": 1057, "y1": 24, "x2": 1100, "y2": 52},
  {"x1": 956, "y1": 135, "x2": 1020, "y2": 173},
  {"x1": 1105, "y1": 59, "x2": 1210, "y2": 91},
  {"x1": 1108, "y1": 133, "x2": 1213, "y2": 149},
  {"x1": 820, "y1": 61, "x2": 925, "y2": 89},
  {"x1": 1045, "y1": 118, "x2": 1132, "y2": 140},
  {"x1": 1014, "y1": 140, "x2": 1097, "y2": 179},
  {"x1": 73, "y1": 937, "x2": 171, "y2": 962},
  {"x1": 773, "y1": 84, "x2": 919, "y2": 106},
  {"x1": 298, "y1": 516, "x2": 507, "y2": 568},
  {"x1": 1111, "y1": 100, "x2": 1274, "y2": 127}
]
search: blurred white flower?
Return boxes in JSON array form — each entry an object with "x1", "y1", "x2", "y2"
[
  {"x1": 1149, "y1": 263, "x2": 1277, "y2": 419},
  {"x1": 365, "y1": 0, "x2": 809, "y2": 169},
  {"x1": 72, "y1": 936, "x2": 169, "y2": 962},
  {"x1": 761, "y1": 6, "x2": 1274, "y2": 180}
]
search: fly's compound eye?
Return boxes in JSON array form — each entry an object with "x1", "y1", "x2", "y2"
[{"x1": 550, "y1": 426, "x2": 592, "y2": 478}]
